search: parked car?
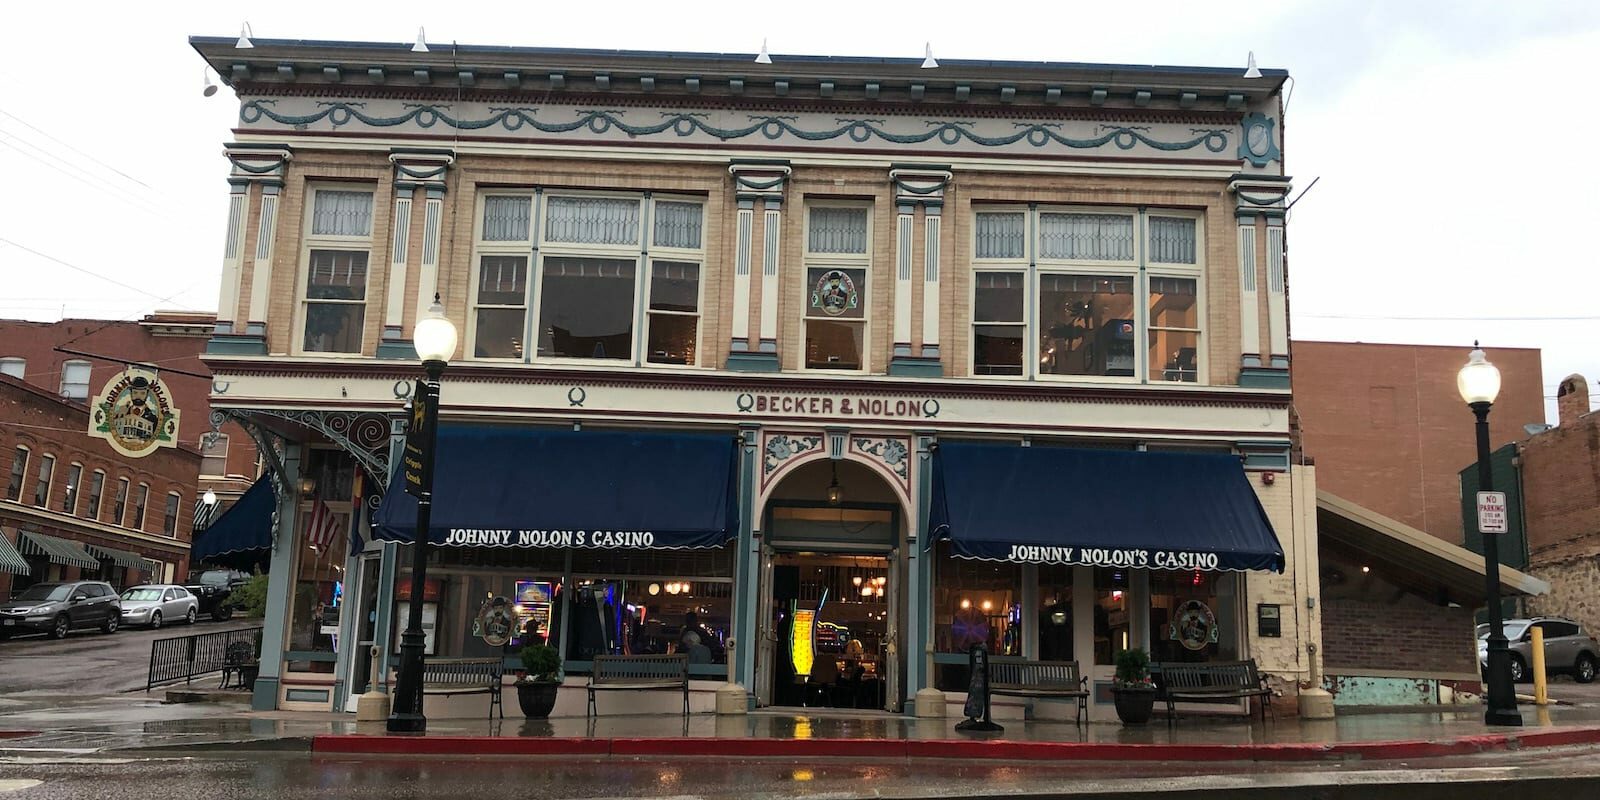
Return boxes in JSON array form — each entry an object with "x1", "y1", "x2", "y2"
[
  {"x1": 0, "y1": 581, "x2": 122, "y2": 639},
  {"x1": 185, "y1": 569, "x2": 251, "y2": 621},
  {"x1": 119, "y1": 584, "x2": 200, "y2": 629},
  {"x1": 1478, "y1": 617, "x2": 1600, "y2": 683}
]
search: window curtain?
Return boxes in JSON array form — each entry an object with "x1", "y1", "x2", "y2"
[
  {"x1": 808, "y1": 207, "x2": 869, "y2": 254},
  {"x1": 311, "y1": 190, "x2": 374, "y2": 237},
  {"x1": 1148, "y1": 217, "x2": 1198, "y2": 264},
  {"x1": 482, "y1": 196, "x2": 533, "y2": 241},
  {"x1": 545, "y1": 197, "x2": 640, "y2": 245},
  {"x1": 974, "y1": 212, "x2": 1026, "y2": 259},
  {"x1": 1038, "y1": 213, "x2": 1134, "y2": 261},
  {"x1": 653, "y1": 201, "x2": 703, "y2": 249}
]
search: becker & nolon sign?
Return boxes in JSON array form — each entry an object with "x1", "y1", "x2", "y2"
[{"x1": 736, "y1": 392, "x2": 940, "y2": 419}]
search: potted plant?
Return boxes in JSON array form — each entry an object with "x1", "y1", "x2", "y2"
[
  {"x1": 1112, "y1": 648, "x2": 1156, "y2": 725},
  {"x1": 515, "y1": 644, "x2": 561, "y2": 718}
]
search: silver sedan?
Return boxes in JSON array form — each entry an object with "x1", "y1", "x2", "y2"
[{"x1": 119, "y1": 584, "x2": 199, "y2": 629}]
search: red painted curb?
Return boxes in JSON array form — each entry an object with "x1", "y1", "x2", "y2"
[
  {"x1": 0, "y1": 731, "x2": 38, "y2": 740},
  {"x1": 310, "y1": 725, "x2": 1600, "y2": 763}
]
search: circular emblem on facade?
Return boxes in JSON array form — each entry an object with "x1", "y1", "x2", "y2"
[
  {"x1": 811, "y1": 269, "x2": 859, "y2": 317},
  {"x1": 88, "y1": 368, "x2": 181, "y2": 459},
  {"x1": 1172, "y1": 599, "x2": 1218, "y2": 651},
  {"x1": 475, "y1": 596, "x2": 520, "y2": 647}
]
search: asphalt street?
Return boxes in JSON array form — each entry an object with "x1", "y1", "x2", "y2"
[
  {"x1": 0, "y1": 617, "x2": 261, "y2": 696},
  {"x1": 4, "y1": 749, "x2": 1600, "y2": 800}
]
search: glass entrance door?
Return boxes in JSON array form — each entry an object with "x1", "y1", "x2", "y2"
[{"x1": 764, "y1": 552, "x2": 893, "y2": 710}]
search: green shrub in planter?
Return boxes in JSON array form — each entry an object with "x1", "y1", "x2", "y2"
[{"x1": 519, "y1": 644, "x2": 561, "y2": 683}]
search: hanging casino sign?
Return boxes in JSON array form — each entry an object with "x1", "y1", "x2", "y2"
[{"x1": 87, "y1": 367, "x2": 181, "y2": 458}]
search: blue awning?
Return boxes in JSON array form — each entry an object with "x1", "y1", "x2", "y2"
[
  {"x1": 373, "y1": 426, "x2": 739, "y2": 550},
  {"x1": 928, "y1": 443, "x2": 1284, "y2": 572},
  {"x1": 190, "y1": 477, "x2": 276, "y2": 563}
]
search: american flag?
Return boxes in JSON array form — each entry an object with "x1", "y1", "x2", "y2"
[{"x1": 306, "y1": 498, "x2": 340, "y2": 552}]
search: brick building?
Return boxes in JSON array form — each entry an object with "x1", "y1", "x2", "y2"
[
  {"x1": 1521, "y1": 376, "x2": 1600, "y2": 639},
  {"x1": 191, "y1": 34, "x2": 1323, "y2": 718},
  {"x1": 0, "y1": 374, "x2": 199, "y2": 598},
  {"x1": 1293, "y1": 341, "x2": 1545, "y2": 544},
  {"x1": 0, "y1": 314, "x2": 262, "y2": 530}
]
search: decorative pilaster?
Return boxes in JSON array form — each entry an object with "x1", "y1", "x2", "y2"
[
  {"x1": 888, "y1": 166, "x2": 951, "y2": 377},
  {"x1": 208, "y1": 144, "x2": 291, "y2": 356},
  {"x1": 1229, "y1": 175, "x2": 1292, "y2": 389},
  {"x1": 727, "y1": 162, "x2": 790, "y2": 372},
  {"x1": 382, "y1": 150, "x2": 453, "y2": 359},
  {"x1": 214, "y1": 181, "x2": 249, "y2": 334}
]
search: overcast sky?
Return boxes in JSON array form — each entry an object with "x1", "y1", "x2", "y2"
[{"x1": 2, "y1": 0, "x2": 1596, "y2": 422}]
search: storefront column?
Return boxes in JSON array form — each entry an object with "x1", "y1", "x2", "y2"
[
  {"x1": 253, "y1": 443, "x2": 303, "y2": 711},
  {"x1": 732, "y1": 425, "x2": 761, "y2": 706},
  {"x1": 1071, "y1": 566, "x2": 1096, "y2": 683},
  {"x1": 1021, "y1": 564, "x2": 1039, "y2": 660},
  {"x1": 909, "y1": 433, "x2": 939, "y2": 716},
  {"x1": 1132, "y1": 569, "x2": 1152, "y2": 653}
]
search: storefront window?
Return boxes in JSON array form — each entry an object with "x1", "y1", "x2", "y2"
[
  {"x1": 571, "y1": 548, "x2": 733, "y2": 671},
  {"x1": 1093, "y1": 567, "x2": 1131, "y2": 665},
  {"x1": 1148, "y1": 570, "x2": 1239, "y2": 664},
  {"x1": 933, "y1": 543, "x2": 1020, "y2": 690},
  {"x1": 1037, "y1": 564, "x2": 1074, "y2": 662}
]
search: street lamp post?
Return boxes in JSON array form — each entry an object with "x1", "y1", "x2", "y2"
[
  {"x1": 388, "y1": 298, "x2": 457, "y2": 733},
  {"x1": 1458, "y1": 343, "x2": 1521, "y2": 727}
]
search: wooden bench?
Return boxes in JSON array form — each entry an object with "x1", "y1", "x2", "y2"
[
  {"x1": 402, "y1": 657, "x2": 505, "y2": 720},
  {"x1": 988, "y1": 657, "x2": 1089, "y2": 725},
  {"x1": 587, "y1": 654, "x2": 690, "y2": 717},
  {"x1": 1153, "y1": 660, "x2": 1272, "y2": 724}
]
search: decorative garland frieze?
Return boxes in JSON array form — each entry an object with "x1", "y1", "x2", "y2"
[{"x1": 239, "y1": 100, "x2": 1233, "y2": 156}]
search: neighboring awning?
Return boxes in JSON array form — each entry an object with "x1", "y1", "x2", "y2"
[
  {"x1": 374, "y1": 426, "x2": 739, "y2": 550},
  {"x1": 83, "y1": 543, "x2": 149, "y2": 571},
  {"x1": 0, "y1": 530, "x2": 30, "y2": 576},
  {"x1": 190, "y1": 476, "x2": 276, "y2": 563},
  {"x1": 928, "y1": 443, "x2": 1285, "y2": 572},
  {"x1": 17, "y1": 530, "x2": 101, "y2": 570},
  {"x1": 1317, "y1": 491, "x2": 1548, "y2": 603}
]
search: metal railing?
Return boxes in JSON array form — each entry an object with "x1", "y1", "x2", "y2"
[{"x1": 146, "y1": 625, "x2": 263, "y2": 691}]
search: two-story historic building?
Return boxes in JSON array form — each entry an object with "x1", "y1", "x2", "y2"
[{"x1": 191, "y1": 34, "x2": 1318, "y2": 720}]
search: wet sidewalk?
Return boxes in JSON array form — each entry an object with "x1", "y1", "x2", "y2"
[{"x1": 7, "y1": 689, "x2": 1600, "y2": 763}]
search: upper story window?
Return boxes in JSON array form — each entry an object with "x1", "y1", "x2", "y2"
[
  {"x1": 970, "y1": 206, "x2": 1204, "y2": 383},
  {"x1": 113, "y1": 476, "x2": 129, "y2": 526},
  {"x1": 467, "y1": 192, "x2": 705, "y2": 366},
  {"x1": 62, "y1": 462, "x2": 82, "y2": 514},
  {"x1": 6, "y1": 446, "x2": 27, "y2": 502},
  {"x1": 200, "y1": 434, "x2": 229, "y2": 477},
  {"x1": 300, "y1": 186, "x2": 375, "y2": 355},
  {"x1": 163, "y1": 492, "x2": 181, "y2": 537},
  {"x1": 59, "y1": 360, "x2": 91, "y2": 401},
  {"x1": 133, "y1": 482, "x2": 150, "y2": 531},
  {"x1": 85, "y1": 469, "x2": 105, "y2": 521},
  {"x1": 0, "y1": 357, "x2": 23, "y2": 379},
  {"x1": 33, "y1": 453, "x2": 54, "y2": 507},
  {"x1": 803, "y1": 203, "x2": 872, "y2": 371}
]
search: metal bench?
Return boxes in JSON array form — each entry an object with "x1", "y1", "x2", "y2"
[
  {"x1": 587, "y1": 654, "x2": 689, "y2": 717},
  {"x1": 1153, "y1": 659, "x2": 1272, "y2": 724},
  {"x1": 988, "y1": 657, "x2": 1089, "y2": 724},
  {"x1": 404, "y1": 657, "x2": 505, "y2": 720}
]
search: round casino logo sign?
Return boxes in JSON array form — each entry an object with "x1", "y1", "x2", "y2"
[
  {"x1": 1172, "y1": 599, "x2": 1219, "y2": 651},
  {"x1": 811, "y1": 269, "x2": 859, "y2": 317},
  {"x1": 88, "y1": 368, "x2": 181, "y2": 458}
]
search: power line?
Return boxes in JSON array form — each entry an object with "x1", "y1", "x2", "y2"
[
  {"x1": 0, "y1": 137, "x2": 168, "y2": 220},
  {"x1": 0, "y1": 128, "x2": 164, "y2": 214},
  {"x1": 0, "y1": 107, "x2": 156, "y2": 192},
  {"x1": 0, "y1": 237, "x2": 195, "y2": 307}
]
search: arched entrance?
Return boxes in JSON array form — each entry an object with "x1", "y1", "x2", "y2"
[{"x1": 754, "y1": 455, "x2": 910, "y2": 711}]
